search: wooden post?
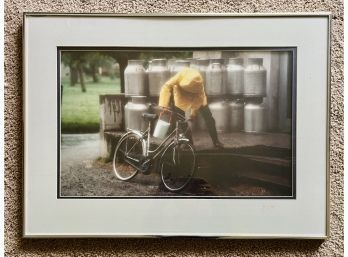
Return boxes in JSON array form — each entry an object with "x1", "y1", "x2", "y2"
[
  {"x1": 99, "y1": 94, "x2": 126, "y2": 159},
  {"x1": 116, "y1": 57, "x2": 127, "y2": 93}
]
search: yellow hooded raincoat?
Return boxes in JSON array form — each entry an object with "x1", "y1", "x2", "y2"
[{"x1": 158, "y1": 67, "x2": 208, "y2": 118}]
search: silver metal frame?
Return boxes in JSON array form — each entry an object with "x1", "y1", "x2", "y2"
[{"x1": 22, "y1": 12, "x2": 332, "y2": 239}]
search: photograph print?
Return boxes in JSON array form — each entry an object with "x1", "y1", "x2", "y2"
[{"x1": 58, "y1": 48, "x2": 296, "y2": 198}]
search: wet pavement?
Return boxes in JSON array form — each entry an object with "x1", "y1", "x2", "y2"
[{"x1": 60, "y1": 132, "x2": 293, "y2": 197}]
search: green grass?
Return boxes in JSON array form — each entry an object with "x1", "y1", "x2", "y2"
[{"x1": 61, "y1": 76, "x2": 120, "y2": 133}]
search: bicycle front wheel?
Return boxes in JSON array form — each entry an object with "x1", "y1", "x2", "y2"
[
  {"x1": 113, "y1": 132, "x2": 145, "y2": 181},
  {"x1": 159, "y1": 140, "x2": 196, "y2": 192}
]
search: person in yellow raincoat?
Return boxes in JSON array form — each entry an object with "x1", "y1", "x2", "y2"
[{"x1": 158, "y1": 67, "x2": 224, "y2": 148}]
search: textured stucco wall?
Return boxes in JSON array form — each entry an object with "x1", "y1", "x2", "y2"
[{"x1": 4, "y1": 0, "x2": 343, "y2": 256}]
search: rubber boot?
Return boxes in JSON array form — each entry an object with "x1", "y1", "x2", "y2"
[{"x1": 199, "y1": 105, "x2": 224, "y2": 149}]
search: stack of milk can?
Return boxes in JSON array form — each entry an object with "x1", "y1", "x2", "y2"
[
  {"x1": 194, "y1": 57, "x2": 267, "y2": 133},
  {"x1": 123, "y1": 57, "x2": 267, "y2": 133},
  {"x1": 124, "y1": 59, "x2": 149, "y2": 131},
  {"x1": 124, "y1": 58, "x2": 172, "y2": 131},
  {"x1": 200, "y1": 58, "x2": 228, "y2": 132},
  {"x1": 243, "y1": 58, "x2": 267, "y2": 133}
]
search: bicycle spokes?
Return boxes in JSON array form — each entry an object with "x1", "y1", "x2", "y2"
[
  {"x1": 125, "y1": 136, "x2": 141, "y2": 156},
  {"x1": 160, "y1": 141, "x2": 196, "y2": 192},
  {"x1": 113, "y1": 133, "x2": 144, "y2": 181}
]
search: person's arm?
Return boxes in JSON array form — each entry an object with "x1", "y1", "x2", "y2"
[{"x1": 158, "y1": 72, "x2": 181, "y2": 108}]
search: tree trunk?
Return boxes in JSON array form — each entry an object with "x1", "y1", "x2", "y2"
[
  {"x1": 91, "y1": 63, "x2": 99, "y2": 83},
  {"x1": 70, "y1": 65, "x2": 78, "y2": 86},
  {"x1": 77, "y1": 62, "x2": 86, "y2": 92}
]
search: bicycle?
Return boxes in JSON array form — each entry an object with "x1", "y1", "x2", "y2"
[{"x1": 112, "y1": 107, "x2": 196, "y2": 192}]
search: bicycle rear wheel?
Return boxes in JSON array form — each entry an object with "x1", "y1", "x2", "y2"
[
  {"x1": 113, "y1": 132, "x2": 145, "y2": 181},
  {"x1": 159, "y1": 140, "x2": 196, "y2": 192}
]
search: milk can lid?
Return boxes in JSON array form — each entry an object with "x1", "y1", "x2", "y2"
[
  {"x1": 247, "y1": 58, "x2": 263, "y2": 66},
  {"x1": 128, "y1": 59, "x2": 144, "y2": 64},
  {"x1": 209, "y1": 58, "x2": 224, "y2": 64},
  {"x1": 151, "y1": 59, "x2": 167, "y2": 65},
  {"x1": 228, "y1": 58, "x2": 244, "y2": 65}
]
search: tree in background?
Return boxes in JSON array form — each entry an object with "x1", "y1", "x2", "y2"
[
  {"x1": 61, "y1": 52, "x2": 78, "y2": 86},
  {"x1": 61, "y1": 52, "x2": 87, "y2": 92},
  {"x1": 84, "y1": 52, "x2": 102, "y2": 83},
  {"x1": 84, "y1": 52, "x2": 116, "y2": 83},
  {"x1": 62, "y1": 51, "x2": 121, "y2": 92},
  {"x1": 76, "y1": 56, "x2": 86, "y2": 92}
]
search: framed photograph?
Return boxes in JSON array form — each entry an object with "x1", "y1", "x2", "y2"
[{"x1": 23, "y1": 13, "x2": 330, "y2": 238}]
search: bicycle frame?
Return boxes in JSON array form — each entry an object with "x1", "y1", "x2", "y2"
[
  {"x1": 114, "y1": 109, "x2": 196, "y2": 191},
  {"x1": 146, "y1": 124, "x2": 179, "y2": 157},
  {"x1": 123, "y1": 120, "x2": 188, "y2": 163}
]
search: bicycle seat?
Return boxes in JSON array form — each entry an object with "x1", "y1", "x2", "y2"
[{"x1": 142, "y1": 113, "x2": 158, "y2": 121}]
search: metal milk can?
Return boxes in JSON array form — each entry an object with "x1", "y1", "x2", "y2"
[
  {"x1": 228, "y1": 99, "x2": 244, "y2": 131},
  {"x1": 226, "y1": 58, "x2": 244, "y2": 95},
  {"x1": 148, "y1": 59, "x2": 170, "y2": 97},
  {"x1": 205, "y1": 62, "x2": 223, "y2": 96},
  {"x1": 167, "y1": 58, "x2": 176, "y2": 73},
  {"x1": 209, "y1": 99, "x2": 229, "y2": 132},
  {"x1": 124, "y1": 96, "x2": 149, "y2": 131},
  {"x1": 190, "y1": 58, "x2": 199, "y2": 70},
  {"x1": 244, "y1": 58, "x2": 267, "y2": 97},
  {"x1": 170, "y1": 60, "x2": 190, "y2": 76},
  {"x1": 210, "y1": 58, "x2": 227, "y2": 93},
  {"x1": 196, "y1": 58, "x2": 209, "y2": 85},
  {"x1": 124, "y1": 60, "x2": 147, "y2": 96},
  {"x1": 244, "y1": 98, "x2": 267, "y2": 133}
]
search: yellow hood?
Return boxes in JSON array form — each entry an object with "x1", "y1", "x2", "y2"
[
  {"x1": 158, "y1": 67, "x2": 207, "y2": 118},
  {"x1": 178, "y1": 68, "x2": 204, "y2": 94}
]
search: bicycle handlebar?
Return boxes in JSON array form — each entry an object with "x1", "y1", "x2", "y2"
[{"x1": 153, "y1": 105, "x2": 186, "y2": 121}]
